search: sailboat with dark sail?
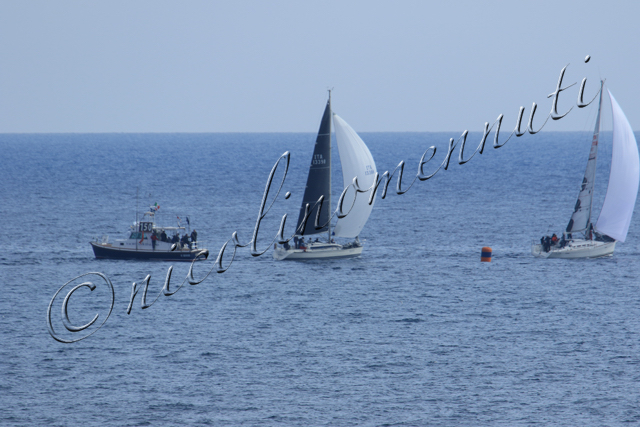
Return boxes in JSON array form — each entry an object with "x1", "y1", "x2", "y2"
[
  {"x1": 273, "y1": 92, "x2": 377, "y2": 260},
  {"x1": 532, "y1": 81, "x2": 639, "y2": 258}
]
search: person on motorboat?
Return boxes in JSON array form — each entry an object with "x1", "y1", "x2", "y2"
[{"x1": 180, "y1": 233, "x2": 189, "y2": 249}]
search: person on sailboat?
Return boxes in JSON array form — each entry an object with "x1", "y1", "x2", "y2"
[{"x1": 551, "y1": 234, "x2": 558, "y2": 245}]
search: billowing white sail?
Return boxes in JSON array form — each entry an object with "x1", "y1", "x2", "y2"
[
  {"x1": 332, "y1": 114, "x2": 377, "y2": 238},
  {"x1": 594, "y1": 91, "x2": 640, "y2": 242}
]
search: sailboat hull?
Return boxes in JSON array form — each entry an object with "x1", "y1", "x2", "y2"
[
  {"x1": 531, "y1": 240, "x2": 616, "y2": 259},
  {"x1": 532, "y1": 85, "x2": 638, "y2": 260},
  {"x1": 279, "y1": 95, "x2": 376, "y2": 262},
  {"x1": 273, "y1": 242, "x2": 363, "y2": 260}
]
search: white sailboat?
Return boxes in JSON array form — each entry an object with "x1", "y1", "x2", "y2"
[
  {"x1": 532, "y1": 82, "x2": 640, "y2": 258},
  {"x1": 273, "y1": 93, "x2": 377, "y2": 260}
]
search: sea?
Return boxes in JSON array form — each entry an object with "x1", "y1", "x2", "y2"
[{"x1": 1, "y1": 128, "x2": 640, "y2": 426}]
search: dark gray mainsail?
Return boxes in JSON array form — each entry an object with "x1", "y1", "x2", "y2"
[
  {"x1": 296, "y1": 96, "x2": 332, "y2": 236},
  {"x1": 566, "y1": 81, "x2": 603, "y2": 236}
]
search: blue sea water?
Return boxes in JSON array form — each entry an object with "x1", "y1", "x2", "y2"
[{"x1": 1, "y1": 129, "x2": 640, "y2": 426}]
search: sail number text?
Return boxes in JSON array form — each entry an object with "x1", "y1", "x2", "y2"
[{"x1": 312, "y1": 154, "x2": 326, "y2": 165}]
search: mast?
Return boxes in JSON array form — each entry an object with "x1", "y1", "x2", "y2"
[{"x1": 587, "y1": 81, "x2": 604, "y2": 237}]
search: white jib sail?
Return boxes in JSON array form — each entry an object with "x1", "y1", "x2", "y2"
[
  {"x1": 332, "y1": 114, "x2": 377, "y2": 238},
  {"x1": 594, "y1": 90, "x2": 640, "y2": 242}
]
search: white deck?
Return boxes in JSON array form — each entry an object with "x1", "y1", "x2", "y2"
[
  {"x1": 531, "y1": 239, "x2": 616, "y2": 259},
  {"x1": 273, "y1": 242, "x2": 363, "y2": 260}
]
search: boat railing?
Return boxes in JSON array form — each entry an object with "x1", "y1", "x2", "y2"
[{"x1": 169, "y1": 240, "x2": 205, "y2": 252}]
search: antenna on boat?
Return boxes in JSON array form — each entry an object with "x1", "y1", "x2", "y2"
[
  {"x1": 327, "y1": 87, "x2": 334, "y2": 243},
  {"x1": 136, "y1": 187, "x2": 139, "y2": 250}
]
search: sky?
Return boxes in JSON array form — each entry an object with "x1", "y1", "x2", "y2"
[{"x1": 0, "y1": 1, "x2": 638, "y2": 133}]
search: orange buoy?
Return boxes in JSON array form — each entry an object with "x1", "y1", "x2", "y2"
[{"x1": 481, "y1": 246, "x2": 492, "y2": 262}]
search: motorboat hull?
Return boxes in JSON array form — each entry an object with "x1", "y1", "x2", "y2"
[
  {"x1": 90, "y1": 242, "x2": 207, "y2": 261},
  {"x1": 531, "y1": 239, "x2": 616, "y2": 259},
  {"x1": 272, "y1": 242, "x2": 363, "y2": 260}
]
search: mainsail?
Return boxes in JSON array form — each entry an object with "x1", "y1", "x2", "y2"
[
  {"x1": 566, "y1": 82, "x2": 603, "y2": 235},
  {"x1": 295, "y1": 98, "x2": 332, "y2": 236},
  {"x1": 332, "y1": 114, "x2": 377, "y2": 238},
  {"x1": 594, "y1": 90, "x2": 640, "y2": 242}
]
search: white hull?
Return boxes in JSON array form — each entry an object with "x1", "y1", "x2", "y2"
[
  {"x1": 531, "y1": 239, "x2": 616, "y2": 259},
  {"x1": 533, "y1": 86, "x2": 638, "y2": 261},
  {"x1": 273, "y1": 242, "x2": 363, "y2": 260}
]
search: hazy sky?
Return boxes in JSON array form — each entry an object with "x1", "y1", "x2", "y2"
[{"x1": 1, "y1": 1, "x2": 638, "y2": 132}]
